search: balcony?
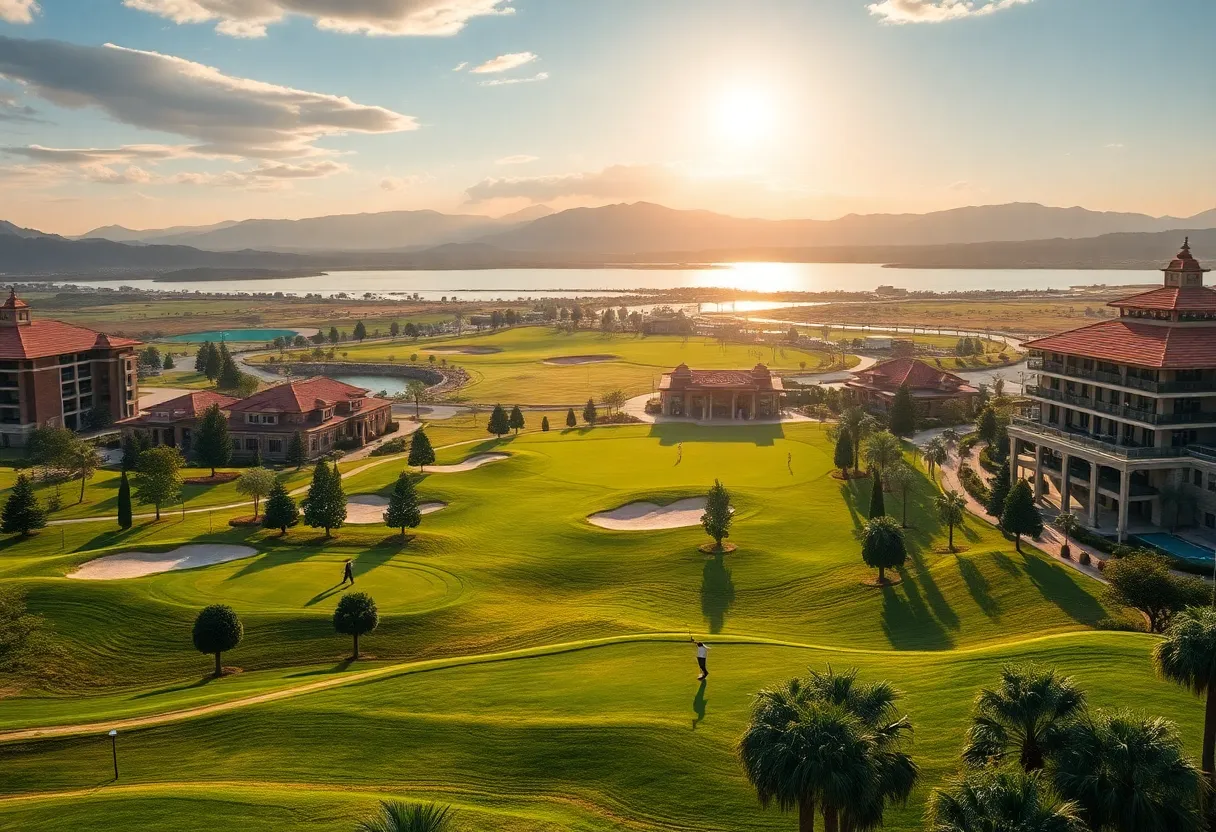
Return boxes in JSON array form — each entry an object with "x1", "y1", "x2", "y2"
[
  {"x1": 1035, "y1": 359, "x2": 1216, "y2": 394},
  {"x1": 1010, "y1": 416, "x2": 1192, "y2": 460},
  {"x1": 1025, "y1": 386, "x2": 1216, "y2": 426}
]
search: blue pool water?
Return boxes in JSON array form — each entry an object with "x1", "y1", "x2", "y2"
[
  {"x1": 1137, "y1": 533, "x2": 1216, "y2": 566},
  {"x1": 161, "y1": 328, "x2": 302, "y2": 344}
]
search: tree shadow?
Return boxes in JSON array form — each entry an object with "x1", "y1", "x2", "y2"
[
  {"x1": 700, "y1": 554, "x2": 736, "y2": 634},
  {"x1": 957, "y1": 556, "x2": 1001, "y2": 618},
  {"x1": 1019, "y1": 550, "x2": 1107, "y2": 625},
  {"x1": 648, "y1": 423, "x2": 785, "y2": 447},
  {"x1": 880, "y1": 578, "x2": 954, "y2": 650},
  {"x1": 131, "y1": 674, "x2": 215, "y2": 700},
  {"x1": 287, "y1": 657, "x2": 357, "y2": 678},
  {"x1": 692, "y1": 679, "x2": 707, "y2": 730},
  {"x1": 304, "y1": 582, "x2": 347, "y2": 607}
]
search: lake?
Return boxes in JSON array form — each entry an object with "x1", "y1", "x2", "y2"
[
  {"x1": 43, "y1": 262, "x2": 1152, "y2": 299},
  {"x1": 162, "y1": 327, "x2": 307, "y2": 343}
]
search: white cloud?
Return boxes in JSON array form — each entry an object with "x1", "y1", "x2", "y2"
[
  {"x1": 480, "y1": 71, "x2": 549, "y2": 87},
  {"x1": 3, "y1": 144, "x2": 206, "y2": 164},
  {"x1": 470, "y1": 52, "x2": 537, "y2": 74},
  {"x1": 123, "y1": 0, "x2": 514, "y2": 38},
  {"x1": 1104, "y1": 142, "x2": 1125, "y2": 149},
  {"x1": 0, "y1": 37, "x2": 414, "y2": 159},
  {"x1": 380, "y1": 174, "x2": 425, "y2": 191},
  {"x1": 495, "y1": 154, "x2": 538, "y2": 165},
  {"x1": 867, "y1": 0, "x2": 1032, "y2": 24},
  {"x1": 82, "y1": 165, "x2": 158, "y2": 186},
  {"x1": 452, "y1": 62, "x2": 468, "y2": 72},
  {"x1": 0, "y1": 95, "x2": 41, "y2": 123},
  {"x1": 466, "y1": 164, "x2": 678, "y2": 203},
  {"x1": 0, "y1": 0, "x2": 38, "y2": 24}
]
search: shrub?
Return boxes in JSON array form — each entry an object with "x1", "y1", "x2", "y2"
[
  {"x1": 1060, "y1": 544, "x2": 1071, "y2": 560},
  {"x1": 958, "y1": 464, "x2": 990, "y2": 504},
  {"x1": 383, "y1": 421, "x2": 401, "y2": 434},
  {"x1": 370, "y1": 437, "x2": 407, "y2": 457},
  {"x1": 1072, "y1": 525, "x2": 1117, "y2": 555},
  {"x1": 334, "y1": 437, "x2": 360, "y2": 452},
  {"x1": 1079, "y1": 551, "x2": 1091, "y2": 566}
]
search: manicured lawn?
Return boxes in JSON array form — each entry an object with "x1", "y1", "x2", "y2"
[{"x1": 0, "y1": 422, "x2": 1188, "y2": 832}]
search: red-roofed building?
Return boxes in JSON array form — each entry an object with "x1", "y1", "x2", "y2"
[
  {"x1": 0, "y1": 290, "x2": 140, "y2": 446},
  {"x1": 658, "y1": 363, "x2": 784, "y2": 420},
  {"x1": 1011, "y1": 240, "x2": 1216, "y2": 543},
  {"x1": 120, "y1": 377, "x2": 393, "y2": 463},
  {"x1": 845, "y1": 358, "x2": 979, "y2": 417}
]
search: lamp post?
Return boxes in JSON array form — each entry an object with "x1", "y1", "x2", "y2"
[{"x1": 109, "y1": 729, "x2": 118, "y2": 779}]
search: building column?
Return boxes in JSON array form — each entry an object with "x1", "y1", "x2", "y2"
[
  {"x1": 731, "y1": 392, "x2": 738, "y2": 420},
  {"x1": 1033, "y1": 445, "x2": 1044, "y2": 501},
  {"x1": 1116, "y1": 468, "x2": 1131, "y2": 543},
  {"x1": 1061, "y1": 452, "x2": 1072, "y2": 513},
  {"x1": 661, "y1": 394, "x2": 670, "y2": 416},
  {"x1": 751, "y1": 393, "x2": 757, "y2": 420},
  {"x1": 1088, "y1": 461, "x2": 1100, "y2": 527},
  {"x1": 683, "y1": 392, "x2": 690, "y2": 418},
  {"x1": 1009, "y1": 439, "x2": 1018, "y2": 482},
  {"x1": 705, "y1": 393, "x2": 712, "y2": 420}
]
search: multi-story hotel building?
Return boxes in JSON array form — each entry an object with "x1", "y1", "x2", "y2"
[
  {"x1": 0, "y1": 290, "x2": 141, "y2": 446},
  {"x1": 1009, "y1": 240, "x2": 1216, "y2": 543}
]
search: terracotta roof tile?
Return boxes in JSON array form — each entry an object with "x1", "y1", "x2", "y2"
[
  {"x1": 1026, "y1": 319, "x2": 1216, "y2": 369},
  {"x1": 1108, "y1": 286, "x2": 1216, "y2": 312},
  {"x1": 0, "y1": 320, "x2": 140, "y2": 360},
  {"x1": 853, "y1": 358, "x2": 970, "y2": 390},
  {"x1": 228, "y1": 377, "x2": 380, "y2": 414}
]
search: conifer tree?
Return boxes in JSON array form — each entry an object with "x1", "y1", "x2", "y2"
[
  {"x1": 566, "y1": 408, "x2": 577, "y2": 428},
  {"x1": 286, "y1": 432, "x2": 308, "y2": 469},
  {"x1": 117, "y1": 470, "x2": 133, "y2": 530},
  {"x1": 986, "y1": 463, "x2": 1012, "y2": 520},
  {"x1": 541, "y1": 416, "x2": 550, "y2": 432},
  {"x1": 303, "y1": 460, "x2": 344, "y2": 536},
  {"x1": 868, "y1": 472, "x2": 886, "y2": 519},
  {"x1": 1, "y1": 474, "x2": 46, "y2": 536},
  {"x1": 1001, "y1": 479, "x2": 1043, "y2": 553},
  {"x1": 203, "y1": 342, "x2": 222, "y2": 382},
  {"x1": 407, "y1": 430, "x2": 436, "y2": 471},
  {"x1": 353, "y1": 320, "x2": 367, "y2": 341},
  {"x1": 328, "y1": 326, "x2": 340, "y2": 344},
  {"x1": 833, "y1": 430, "x2": 853, "y2": 477},
  {"x1": 977, "y1": 406, "x2": 999, "y2": 445},
  {"x1": 217, "y1": 345, "x2": 241, "y2": 390},
  {"x1": 262, "y1": 480, "x2": 299, "y2": 535},
  {"x1": 194, "y1": 341, "x2": 212, "y2": 374},
  {"x1": 193, "y1": 403, "x2": 231, "y2": 476},
  {"x1": 583, "y1": 398, "x2": 598, "y2": 425},
  {"x1": 487, "y1": 404, "x2": 510, "y2": 437},
  {"x1": 384, "y1": 472, "x2": 422, "y2": 539},
  {"x1": 163, "y1": 353, "x2": 175, "y2": 370},
  {"x1": 888, "y1": 383, "x2": 917, "y2": 437},
  {"x1": 509, "y1": 405, "x2": 525, "y2": 435},
  {"x1": 701, "y1": 479, "x2": 733, "y2": 551}
]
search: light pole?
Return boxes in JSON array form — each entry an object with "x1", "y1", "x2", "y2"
[{"x1": 109, "y1": 729, "x2": 118, "y2": 779}]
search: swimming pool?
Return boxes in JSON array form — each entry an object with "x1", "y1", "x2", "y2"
[
  {"x1": 1137, "y1": 533, "x2": 1216, "y2": 567},
  {"x1": 161, "y1": 328, "x2": 303, "y2": 344}
]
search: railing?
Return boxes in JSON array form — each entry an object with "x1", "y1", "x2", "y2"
[
  {"x1": 1025, "y1": 386, "x2": 1216, "y2": 426},
  {"x1": 1035, "y1": 360, "x2": 1216, "y2": 395},
  {"x1": 1009, "y1": 416, "x2": 1192, "y2": 459}
]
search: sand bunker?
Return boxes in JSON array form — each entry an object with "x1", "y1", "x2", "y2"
[
  {"x1": 428, "y1": 453, "x2": 509, "y2": 473},
  {"x1": 427, "y1": 346, "x2": 501, "y2": 355},
  {"x1": 69, "y1": 545, "x2": 258, "y2": 581},
  {"x1": 346, "y1": 495, "x2": 448, "y2": 524},
  {"x1": 543, "y1": 354, "x2": 617, "y2": 366},
  {"x1": 587, "y1": 498, "x2": 717, "y2": 531}
]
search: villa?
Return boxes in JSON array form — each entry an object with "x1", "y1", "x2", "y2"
[
  {"x1": 121, "y1": 376, "x2": 393, "y2": 463},
  {"x1": 658, "y1": 363, "x2": 784, "y2": 420},
  {"x1": 845, "y1": 357, "x2": 979, "y2": 418},
  {"x1": 1009, "y1": 240, "x2": 1216, "y2": 544}
]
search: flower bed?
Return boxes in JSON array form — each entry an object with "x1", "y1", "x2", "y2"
[{"x1": 184, "y1": 472, "x2": 240, "y2": 486}]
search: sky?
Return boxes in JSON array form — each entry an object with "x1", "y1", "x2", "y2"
[{"x1": 0, "y1": 0, "x2": 1213, "y2": 235}]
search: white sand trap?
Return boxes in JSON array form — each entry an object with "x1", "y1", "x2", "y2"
[
  {"x1": 427, "y1": 453, "x2": 509, "y2": 473},
  {"x1": 69, "y1": 544, "x2": 258, "y2": 581},
  {"x1": 346, "y1": 495, "x2": 447, "y2": 524},
  {"x1": 543, "y1": 354, "x2": 617, "y2": 366},
  {"x1": 588, "y1": 498, "x2": 716, "y2": 531},
  {"x1": 427, "y1": 345, "x2": 501, "y2": 355}
]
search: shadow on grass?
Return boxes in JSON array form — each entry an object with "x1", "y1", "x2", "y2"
[
  {"x1": 700, "y1": 554, "x2": 736, "y2": 635},
  {"x1": 1019, "y1": 549, "x2": 1107, "y2": 625},
  {"x1": 881, "y1": 579, "x2": 954, "y2": 650},
  {"x1": 131, "y1": 674, "x2": 214, "y2": 700},
  {"x1": 305, "y1": 582, "x2": 347, "y2": 607},
  {"x1": 957, "y1": 556, "x2": 1001, "y2": 618},
  {"x1": 649, "y1": 423, "x2": 785, "y2": 447},
  {"x1": 692, "y1": 678, "x2": 707, "y2": 729},
  {"x1": 286, "y1": 658, "x2": 357, "y2": 678}
]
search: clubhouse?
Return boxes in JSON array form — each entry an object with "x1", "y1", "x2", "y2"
[
  {"x1": 845, "y1": 358, "x2": 980, "y2": 418},
  {"x1": 121, "y1": 376, "x2": 393, "y2": 462},
  {"x1": 658, "y1": 363, "x2": 784, "y2": 420}
]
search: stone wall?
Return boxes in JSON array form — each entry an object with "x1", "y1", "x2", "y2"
[{"x1": 270, "y1": 362, "x2": 465, "y2": 395}]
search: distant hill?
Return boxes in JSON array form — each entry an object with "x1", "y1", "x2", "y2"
[
  {"x1": 481, "y1": 202, "x2": 1216, "y2": 254},
  {"x1": 77, "y1": 221, "x2": 241, "y2": 243},
  {"x1": 0, "y1": 234, "x2": 307, "y2": 275},
  {"x1": 0, "y1": 220, "x2": 54, "y2": 240}
]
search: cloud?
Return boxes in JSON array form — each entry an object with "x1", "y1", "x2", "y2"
[
  {"x1": 452, "y1": 62, "x2": 468, "y2": 72},
  {"x1": 380, "y1": 174, "x2": 425, "y2": 191},
  {"x1": 0, "y1": 0, "x2": 38, "y2": 24},
  {"x1": 0, "y1": 95, "x2": 42, "y2": 123},
  {"x1": 495, "y1": 154, "x2": 538, "y2": 165},
  {"x1": 82, "y1": 165, "x2": 157, "y2": 186},
  {"x1": 1104, "y1": 142, "x2": 1125, "y2": 149},
  {"x1": 867, "y1": 0, "x2": 1032, "y2": 24},
  {"x1": 2, "y1": 144, "x2": 204, "y2": 164},
  {"x1": 173, "y1": 161, "x2": 349, "y2": 187},
  {"x1": 123, "y1": 0, "x2": 514, "y2": 38},
  {"x1": 0, "y1": 36, "x2": 415, "y2": 159},
  {"x1": 480, "y1": 71, "x2": 549, "y2": 87},
  {"x1": 470, "y1": 52, "x2": 537, "y2": 74},
  {"x1": 466, "y1": 164, "x2": 679, "y2": 203}
]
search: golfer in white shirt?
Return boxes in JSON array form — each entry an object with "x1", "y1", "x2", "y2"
[{"x1": 693, "y1": 640, "x2": 710, "y2": 680}]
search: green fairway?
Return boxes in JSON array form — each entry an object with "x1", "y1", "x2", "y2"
[
  {"x1": 254, "y1": 325, "x2": 851, "y2": 404},
  {"x1": 0, "y1": 421, "x2": 1187, "y2": 831}
]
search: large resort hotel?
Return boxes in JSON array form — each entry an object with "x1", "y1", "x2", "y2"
[{"x1": 1010, "y1": 240, "x2": 1216, "y2": 550}]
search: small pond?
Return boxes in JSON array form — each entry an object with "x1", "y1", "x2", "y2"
[
  {"x1": 329, "y1": 374, "x2": 413, "y2": 397},
  {"x1": 161, "y1": 328, "x2": 304, "y2": 344}
]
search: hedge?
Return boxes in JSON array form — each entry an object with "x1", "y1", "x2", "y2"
[{"x1": 958, "y1": 464, "x2": 991, "y2": 505}]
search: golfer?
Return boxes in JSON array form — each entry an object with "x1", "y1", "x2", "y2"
[
  {"x1": 692, "y1": 639, "x2": 711, "y2": 680},
  {"x1": 342, "y1": 559, "x2": 354, "y2": 586}
]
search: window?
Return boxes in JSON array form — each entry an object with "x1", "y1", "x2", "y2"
[
  {"x1": 269, "y1": 439, "x2": 283, "y2": 453},
  {"x1": 1196, "y1": 470, "x2": 1205, "y2": 487},
  {"x1": 1209, "y1": 474, "x2": 1216, "y2": 493},
  {"x1": 1207, "y1": 513, "x2": 1216, "y2": 530},
  {"x1": 245, "y1": 438, "x2": 259, "y2": 451},
  {"x1": 232, "y1": 439, "x2": 241, "y2": 450}
]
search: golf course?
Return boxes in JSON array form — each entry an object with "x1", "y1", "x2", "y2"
[{"x1": 0, "y1": 420, "x2": 1204, "y2": 831}]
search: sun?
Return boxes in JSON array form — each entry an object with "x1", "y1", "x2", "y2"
[{"x1": 712, "y1": 83, "x2": 777, "y2": 146}]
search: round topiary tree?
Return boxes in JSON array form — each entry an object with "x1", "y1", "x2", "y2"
[
  {"x1": 565, "y1": 408, "x2": 577, "y2": 428},
  {"x1": 333, "y1": 592, "x2": 379, "y2": 659},
  {"x1": 541, "y1": 416, "x2": 550, "y2": 432},
  {"x1": 192, "y1": 604, "x2": 243, "y2": 677},
  {"x1": 860, "y1": 515, "x2": 907, "y2": 585},
  {"x1": 700, "y1": 479, "x2": 733, "y2": 552}
]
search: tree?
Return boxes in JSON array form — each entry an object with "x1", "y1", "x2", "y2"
[
  {"x1": 986, "y1": 463, "x2": 1011, "y2": 520},
  {"x1": 303, "y1": 461, "x2": 346, "y2": 536},
  {"x1": 1002, "y1": 479, "x2": 1043, "y2": 552},
  {"x1": 0, "y1": 587, "x2": 44, "y2": 677},
  {"x1": 384, "y1": 472, "x2": 422, "y2": 538},
  {"x1": 194, "y1": 341, "x2": 213, "y2": 373},
  {"x1": 134, "y1": 446, "x2": 184, "y2": 520},
  {"x1": 864, "y1": 431, "x2": 903, "y2": 476},
  {"x1": 1, "y1": 474, "x2": 45, "y2": 536},
  {"x1": 286, "y1": 432, "x2": 308, "y2": 469},
  {"x1": 1051, "y1": 710, "x2": 1205, "y2": 832},
  {"x1": 878, "y1": 461, "x2": 912, "y2": 527},
  {"x1": 328, "y1": 326, "x2": 340, "y2": 344},
  {"x1": 977, "y1": 407, "x2": 999, "y2": 445},
  {"x1": 889, "y1": 384, "x2": 917, "y2": 437},
  {"x1": 922, "y1": 437, "x2": 948, "y2": 478},
  {"x1": 1107, "y1": 552, "x2": 1209, "y2": 634},
  {"x1": 929, "y1": 769, "x2": 1084, "y2": 832},
  {"x1": 860, "y1": 515, "x2": 906, "y2": 584},
  {"x1": 566, "y1": 408, "x2": 577, "y2": 428},
  {"x1": 333, "y1": 592, "x2": 378, "y2": 659},
  {"x1": 867, "y1": 472, "x2": 886, "y2": 519},
  {"x1": 192, "y1": 604, "x2": 242, "y2": 677},
  {"x1": 121, "y1": 430, "x2": 152, "y2": 472},
  {"x1": 67, "y1": 439, "x2": 98, "y2": 503},
  {"x1": 962, "y1": 664, "x2": 1086, "y2": 772},
  {"x1": 357, "y1": 801, "x2": 453, "y2": 832},
  {"x1": 1052, "y1": 512, "x2": 1080, "y2": 559},
  {"x1": 541, "y1": 416, "x2": 550, "y2": 432},
  {"x1": 217, "y1": 345, "x2": 241, "y2": 390},
  {"x1": 194, "y1": 403, "x2": 231, "y2": 477},
  {"x1": 935, "y1": 491, "x2": 967, "y2": 552},
  {"x1": 262, "y1": 481, "x2": 299, "y2": 535},
  {"x1": 701, "y1": 480, "x2": 733, "y2": 551},
  {"x1": 583, "y1": 398, "x2": 598, "y2": 425},
  {"x1": 389, "y1": 321, "x2": 400, "y2": 338},
  {"x1": 487, "y1": 404, "x2": 511, "y2": 437},
  {"x1": 28, "y1": 425, "x2": 75, "y2": 478},
  {"x1": 408, "y1": 430, "x2": 435, "y2": 471},
  {"x1": 236, "y1": 467, "x2": 275, "y2": 519},
  {"x1": 163, "y1": 352, "x2": 175, "y2": 371},
  {"x1": 404, "y1": 380, "x2": 428, "y2": 418},
  {"x1": 508, "y1": 405, "x2": 525, "y2": 435},
  {"x1": 839, "y1": 406, "x2": 870, "y2": 471},
  {"x1": 833, "y1": 430, "x2": 854, "y2": 478},
  {"x1": 117, "y1": 470, "x2": 133, "y2": 530},
  {"x1": 353, "y1": 320, "x2": 367, "y2": 341},
  {"x1": 1154, "y1": 606, "x2": 1216, "y2": 783}
]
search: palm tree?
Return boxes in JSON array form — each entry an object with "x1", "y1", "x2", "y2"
[
  {"x1": 1050, "y1": 710, "x2": 1206, "y2": 832},
  {"x1": 1051, "y1": 512, "x2": 1080, "y2": 558},
  {"x1": 839, "y1": 407, "x2": 869, "y2": 472},
  {"x1": 1154, "y1": 606, "x2": 1216, "y2": 782},
  {"x1": 940, "y1": 428, "x2": 960, "y2": 454},
  {"x1": 962, "y1": 664, "x2": 1086, "y2": 772},
  {"x1": 922, "y1": 437, "x2": 948, "y2": 479},
  {"x1": 357, "y1": 801, "x2": 453, "y2": 832},
  {"x1": 928, "y1": 769, "x2": 1085, "y2": 832},
  {"x1": 884, "y1": 461, "x2": 917, "y2": 528},
  {"x1": 935, "y1": 491, "x2": 967, "y2": 552},
  {"x1": 864, "y1": 431, "x2": 904, "y2": 479}
]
